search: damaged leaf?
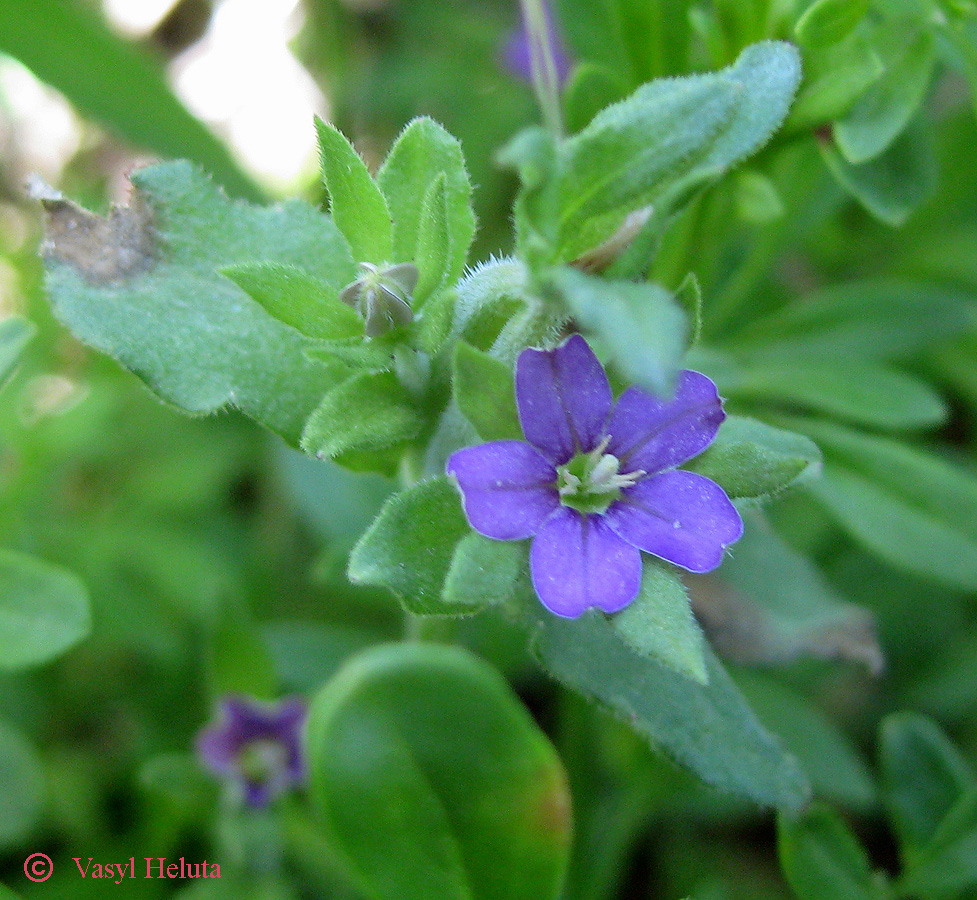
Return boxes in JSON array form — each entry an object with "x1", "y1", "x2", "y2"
[
  {"x1": 39, "y1": 162, "x2": 356, "y2": 446},
  {"x1": 689, "y1": 511, "x2": 883, "y2": 674}
]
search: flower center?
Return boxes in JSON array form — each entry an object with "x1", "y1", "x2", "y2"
[
  {"x1": 237, "y1": 738, "x2": 288, "y2": 787},
  {"x1": 556, "y1": 437, "x2": 644, "y2": 514}
]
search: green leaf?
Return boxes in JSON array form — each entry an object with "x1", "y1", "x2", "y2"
[
  {"x1": 552, "y1": 41, "x2": 801, "y2": 259},
  {"x1": 777, "y1": 804, "x2": 878, "y2": 900},
  {"x1": 879, "y1": 713, "x2": 975, "y2": 859},
  {"x1": 262, "y1": 620, "x2": 382, "y2": 693},
  {"x1": 442, "y1": 534, "x2": 526, "y2": 611},
  {"x1": 0, "y1": 549, "x2": 90, "y2": 671},
  {"x1": 787, "y1": 29, "x2": 884, "y2": 130},
  {"x1": 348, "y1": 477, "x2": 471, "y2": 615},
  {"x1": 795, "y1": 0, "x2": 869, "y2": 47},
  {"x1": 414, "y1": 174, "x2": 451, "y2": 303},
  {"x1": 301, "y1": 371, "x2": 422, "y2": 460},
  {"x1": 221, "y1": 262, "x2": 363, "y2": 340},
  {"x1": 452, "y1": 342, "x2": 521, "y2": 441},
  {"x1": 42, "y1": 162, "x2": 356, "y2": 446},
  {"x1": 0, "y1": 0, "x2": 260, "y2": 201},
  {"x1": 377, "y1": 117, "x2": 475, "y2": 288},
  {"x1": 793, "y1": 418, "x2": 977, "y2": 590},
  {"x1": 315, "y1": 117, "x2": 393, "y2": 264},
  {"x1": 533, "y1": 611, "x2": 810, "y2": 810},
  {"x1": 674, "y1": 272, "x2": 703, "y2": 344},
  {"x1": 555, "y1": 268, "x2": 687, "y2": 396},
  {"x1": 732, "y1": 279, "x2": 976, "y2": 361},
  {"x1": 697, "y1": 510, "x2": 883, "y2": 673},
  {"x1": 834, "y1": 25, "x2": 935, "y2": 164},
  {"x1": 208, "y1": 618, "x2": 277, "y2": 700},
  {"x1": 611, "y1": 562, "x2": 707, "y2": 684},
  {"x1": 809, "y1": 467, "x2": 977, "y2": 592},
  {"x1": 0, "y1": 316, "x2": 34, "y2": 392},
  {"x1": 821, "y1": 120, "x2": 938, "y2": 227},
  {"x1": 726, "y1": 357, "x2": 946, "y2": 430},
  {"x1": 687, "y1": 416, "x2": 822, "y2": 502},
  {"x1": 734, "y1": 170, "x2": 785, "y2": 224},
  {"x1": 562, "y1": 62, "x2": 629, "y2": 134},
  {"x1": 738, "y1": 674, "x2": 876, "y2": 810},
  {"x1": 0, "y1": 719, "x2": 44, "y2": 849},
  {"x1": 306, "y1": 644, "x2": 572, "y2": 900},
  {"x1": 898, "y1": 790, "x2": 977, "y2": 896}
]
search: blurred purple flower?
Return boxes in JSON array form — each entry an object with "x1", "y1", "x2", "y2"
[
  {"x1": 197, "y1": 695, "x2": 306, "y2": 808},
  {"x1": 503, "y1": 1, "x2": 572, "y2": 87},
  {"x1": 447, "y1": 335, "x2": 743, "y2": 618}
]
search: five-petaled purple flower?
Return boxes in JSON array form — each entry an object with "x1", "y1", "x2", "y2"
[
  {"x1": 196, "y1": 695, "x2": 306, "y2": 808},
  {"x1": 446, "y1": 335, "x2": 743, "y2": 618}
]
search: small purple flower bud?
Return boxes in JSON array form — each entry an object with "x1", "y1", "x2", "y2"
[
  {"x1": 503, "y1": 0, "x2": 572, "y2": 89},
  {"x1": 196, "y1": 695, "x2": 307, "y2": 808}
]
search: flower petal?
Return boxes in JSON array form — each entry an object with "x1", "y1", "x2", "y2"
[
  {"x1": 605, "y1": 471, "x2": 743, "y2": 573},
  {"x1": 606, "y1": 370, "x2": 725, "y2": 474},
  {"x1": 530, "y1": 507, "x2": 641, "y2": 617},
  {"x1": 447, "y1": 440, "x2": 559, "y2": 540},
  {"x1": 516, "y1": 334, "x2": 613, "y2": 464}
]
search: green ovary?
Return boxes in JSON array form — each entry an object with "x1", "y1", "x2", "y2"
[{"x1": 556, "y1": 439, "x2": 643, "y2": 515}]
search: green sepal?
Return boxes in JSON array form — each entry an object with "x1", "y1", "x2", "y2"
[
  {"x1": 442, "y1": 534, "x2": 526, "y2": 610},
  {"x1": 348, "y1": 477, "x2": 472, "y2": 615},
  {"x1": 686, "y1": 415, "x2": 822, "y2": 502},
  {"x1": 221, "y1": 261, "x2": 363, "y2": 340},
  {"x1": 315, "y1": 116, "x2": 393, "y2": 264},
  {"x1": 610, "y1": 562, "x2": 708, "y2": 685},
  {"x1": 452, "y1": 341, "x2": 521, "y2": 441},
  {"x1": 301, "y1": 371, "x2": 422, "y2": 461}
]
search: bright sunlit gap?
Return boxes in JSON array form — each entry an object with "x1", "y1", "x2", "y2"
[{"x1": 170, "y1": 0, "x2": 327, "y2": 190}]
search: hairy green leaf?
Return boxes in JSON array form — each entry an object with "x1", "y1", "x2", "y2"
[
  {"x1": 378, "y1": 117, "x2": 475, "y2": 288},
  {"x1": 221, "y1": 262, "x2": 363, "y2": 340},
  {"x1": 348, "y1": 477, "x2": 471, "y2": 615},
  {"x1": 315, "y1": 117, "x2": 393, "y2": 264},
  {"x1": 533, "y1": 610, "x2": 810, "y2": 810},
  {"x1": 41, "y1": 162, "x2": 356, "y2": 445},
  {"x1": 611, "y1": 562, "x2": 708, "y2": 684},
  {"x1": 687, "y1": 416, "x2": 822, "y2": 502},
  {"x1": 452, "y1": 342, "x2": 521, "y2": 441}
]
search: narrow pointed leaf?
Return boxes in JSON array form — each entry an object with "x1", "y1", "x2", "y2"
[{"x1": 316, "y1": 117, "x2": 393, "y2": 264}]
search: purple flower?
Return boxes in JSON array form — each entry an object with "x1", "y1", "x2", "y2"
[
  {"x1": 446, "y1": 335, "x2": 743, "y2": 618},
  {"x1": 503, "y1": 1, "x2": 572, "y2": 87},
  {"x1": 196, "y1": 695, "x2": 306, "y2": 808}
]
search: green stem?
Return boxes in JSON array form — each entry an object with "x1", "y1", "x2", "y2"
[{"x1": 519, "y1": 0, "x2": 565, "y2": 139}]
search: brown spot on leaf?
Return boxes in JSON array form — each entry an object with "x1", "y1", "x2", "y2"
[
  {"x1": 688, "y1": 574, "x2": 885, "y2": 676},
  {"x1": 31, "y1": 177, "x2": 156, "y2": 285}
]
